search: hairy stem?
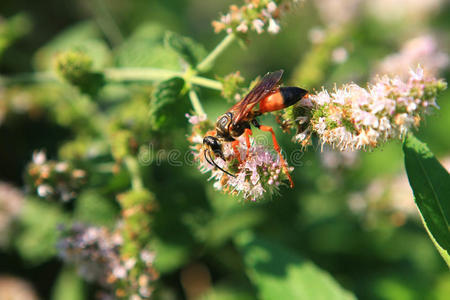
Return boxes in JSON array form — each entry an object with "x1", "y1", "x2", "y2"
[
  {"x1": 104, "y1": 68, "x2": 223, "y2": 90},
  {"x1": 1, "y1": 68, "x2": 223, "y2": 90},
  {"x1": 190, "y1": 75, "x2": 223, "y2": 90},
  {"x1": 188, "y1": 89, "x2": 206, "y2": 116},
  {"x1": 0, "y1": 72, "x2": 57, "y2": 85},
  {"x1": 104, "y1": 68, "x2": 181, "y2": 82},
  {"x1": 196, "y1": 34, "x2": 236, "y2": 73},
  {"x1": 92, "y1": 0, "x2": 124, "y2": 46},
  {"x1": 124, "y1": 155, "x2": 144, "y2": 191}
]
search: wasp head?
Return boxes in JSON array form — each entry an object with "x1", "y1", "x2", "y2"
[
  {"x1": 203, "y1": 136, "x2": 225, "y2": 160},
  {"x1": 202, "y1": 135, "x2": 235, "y2": 177}
]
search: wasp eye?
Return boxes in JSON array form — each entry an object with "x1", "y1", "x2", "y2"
[
  {"x1": 203, "y1": 136, "x2": 217, "y2": 147},
  {"x1": 203, "y1": 136, "x2": 224, "y2": 160}
]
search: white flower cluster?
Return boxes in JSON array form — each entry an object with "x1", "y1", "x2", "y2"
[
  {"x1": 27, "y1": 151, "x2": 86, "y2": 202},
  {"x1": 296, "y1": 66, "x2": 447, "y2": 150},
  {"x1": 212, "y1": 1, "x2": 299, "y2": 35}
]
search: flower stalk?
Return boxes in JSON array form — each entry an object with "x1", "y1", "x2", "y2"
[
  {"x1": 123, "y1": 155, "x2": 144, "y2": 191},
  {"x1": 1, "y1": 68, "x2": 223, "y2": 90},
  {"x1": 188, "y1": 89, "x2": 207, "y2": 117},
  {"x1": 104, "y1": 68, "x2": 223, "y2": 90},
  {"x1": 196, "y1": 34, "x2": 236, "y2": 73}
]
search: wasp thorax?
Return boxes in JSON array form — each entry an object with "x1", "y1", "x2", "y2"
[{"x1": 215, "y1": 113, "x2": 233, "y2": 139}]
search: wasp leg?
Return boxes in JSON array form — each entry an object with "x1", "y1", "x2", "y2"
[
  {"x1": 231, "y1": 140, "x2": 242, "y2": 163},
  {"x1": 257, "y1": 124, "x2": 294, "y2": 188},
  {"x1": 205, "y1": 130, "x2": 217, "y2": 136},
  {"x1": 244, "y1": 128, "x2": 252, "y2": 160}
]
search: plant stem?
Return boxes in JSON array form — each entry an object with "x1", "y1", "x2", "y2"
[
  {"x1": 1, "y1": 68, "x2": 223, "y2": 90},
  {"x1": 124, "y1": 155, "x2": 144, "y2": 191},
  {"x1": 103, "y1": 68, "x2": 223, "y2": 90},
  {"x1": 92, "y1": 0, "x2": 124, "y2": 46},
  {"x1": 0, "y1": 72, "x2": 57, "y2": 85},
  {"x1": 190, "y1": 75, "x2": 222, "y2": 90},
  {"x1": 188, "y1": 89, "x2": 206, "y2": 116},
  {"x1": 104, "y1": 68, "x2": 181, "y2": 82},
  {"x1": 196, "y1": 34, "x2": 236, "y2": 73}
]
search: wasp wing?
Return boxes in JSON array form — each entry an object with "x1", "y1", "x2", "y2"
[{"x1": 228, "y1": 70, "x2": 283, "y2": 125}]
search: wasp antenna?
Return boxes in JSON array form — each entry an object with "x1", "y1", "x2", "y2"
[
  {"x1": 205, "y1": 151, "x2": 236, "y2": 178},
  {"x1": 204, "y1": 150, "x2": 214, "y2": 166}
]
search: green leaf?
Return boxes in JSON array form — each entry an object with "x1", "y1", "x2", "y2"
[
  {"x1": 235, "y1": 232, "x2": 356, "y2": 300},
  {"x1": 153, "y1": 238, "x2": 191, "y2": 274},
  {"x1": 149, "y1": 77, "x2": 186, "y2": 130},
  {"x1": 15, "y1": 198, "x2": 68, "y2": 264},
  {"x1": 0, "y1": 13, "x2": 32, "y2": 59},
  {"x1": 403, "y1": 134, "x2": 450, "y2": 266},
  {"x1": 164, "y1": 31, "x2": 207, "y2": 67},
  {"x1": 199, "y1": 286, "x2": 254, "y2": 300},
  {"x1": 114, "y1": 23, "x2": 180, "y2": 69},
  {"x1": 51, "y1": 267, "x2": 85, "y2": 300},
  {"x1": 109, "y1": 95, "x2": 154, "y2": 143},
  {"x1": 74, "y1": 190, "x2": 118, "y2": 227},
  {"x1": 33, "y1": 21, "x2": 110, "y2": 71},
  {"x1": 191, "y1": 209, "x2": 264, "y2": 247}
]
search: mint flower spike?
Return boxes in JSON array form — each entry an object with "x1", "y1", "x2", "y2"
[
  {"x1": 296, "y1": 66, "x2": 447, "y2": 151},
  {"x1": 58, "y1": 223, "x2": 157, "y2": 299},
  {"x1": 188, "y1": 115, "x2": 292, "y2": 202},
  {"x1": 212, "y1": 0, "x2": 299, "y2": 35}
]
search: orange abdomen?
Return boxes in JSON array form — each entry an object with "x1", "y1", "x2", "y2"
[
  {"x1": 259, "y1": 87, "x2": 308, "y2": 114},
  {"x1": 259, "y1": 91, "x2": 285, "y2": 113}
]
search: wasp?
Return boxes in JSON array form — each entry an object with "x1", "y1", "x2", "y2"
[{"x1": 203, "y1": 70, "x2": 308, "y2": 187}]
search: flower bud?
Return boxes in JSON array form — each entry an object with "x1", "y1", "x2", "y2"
[{"x1": 55, "y1": 50, "x2": 93, "y2": 86}]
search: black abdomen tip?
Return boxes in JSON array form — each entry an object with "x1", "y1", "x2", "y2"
[{"x1": 280, "y1": 87, "x2": 308, "y2": 107}]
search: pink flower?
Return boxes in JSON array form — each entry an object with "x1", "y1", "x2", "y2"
[
  {"x1": 375, "y1": 34, "x2": 448, "y2": 79},
  {"x1": 267, "y1": 18, "x2": 281, "y2": 34},
  {"x1": 185, "y1": 113, "x2": 206, "y2": 125},
  {"x1": 236, "y1": 22, "x2": 249, "y2": 33},
  {"x1": 192, "y1": 134, "x2": 292, "y2": 202},
  {"x1": 252, "y1": 19, "x2": 265, "y2": 34},
  {"x1": 267, "y1": 1, "x2": 278, "y2": 13}
]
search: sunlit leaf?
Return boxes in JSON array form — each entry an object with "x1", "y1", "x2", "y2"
[
  {"x1": 153, "y1": 238, "x2": 191, "y2": 274},
  {"x1": 51, "y1": 267, "x2": 85, "y2": 300},
  {"x1": 0, "y1": 13, "x2": 32, "y2": 59},
  {"x1": 15, "y1": 198, "x2": 68, "y2": 264},
  {"x1": 74, "y1": 190, "x2": 118, "y2": 227},
  {"x1": 164, "y1": 31, "x2": 207, "y2": 67},
  {"x1": 114, "y1": 23, "x2": 180, "y2": 69},
  {"x1": 33, "y1": 21, "x2": 110, "y2": 71},
  {"x1": 403, "y1": 134, "x2": 450, "y2": 266},
  {"x1": 235, "y1": 232, "x2": 357, "y2": 300}
]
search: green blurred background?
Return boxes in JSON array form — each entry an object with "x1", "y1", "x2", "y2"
[{"x1": 0, "y1": 0, "x2": 449, "y2": 299}]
